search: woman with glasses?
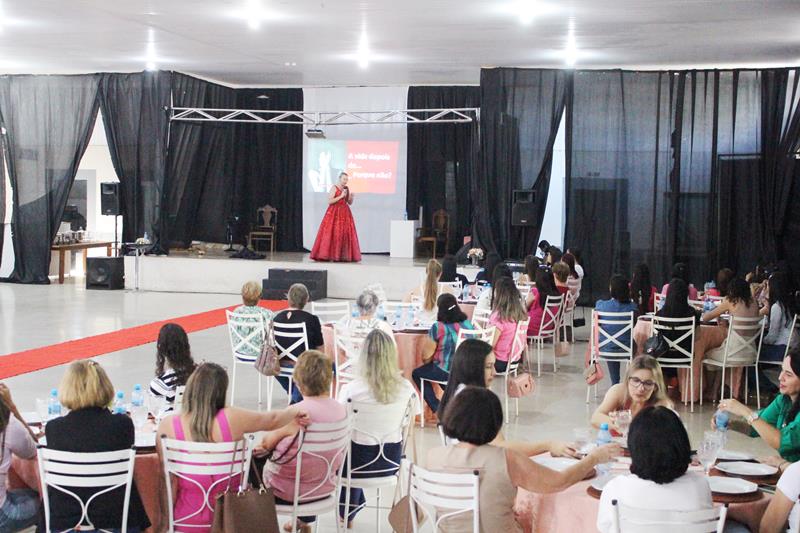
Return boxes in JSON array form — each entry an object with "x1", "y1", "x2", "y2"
[{"x1": 591, "y1": 355, "x2": 673, "y2": 431}]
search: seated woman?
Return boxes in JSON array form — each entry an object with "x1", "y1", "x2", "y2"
[
  {"x1": 273, "y1": 283, "x2": 325, "y2": 404},
  {"x1": 760, "y1": 460, "x2": 800, "y2": 533},
  {"x1": 475, "y1": 263, "x2": 513, "y2": 313},
  {"x1": 561, "y1": 253, "x2": 581, "y2": 299},
  {"x1": 595, "y1": 275, "x2": 639, "y2": 384},
  {"x1": 567, "y1": 247, "x2": 585, "y2": 279},
  {"x1": 702, "y1": 276, "x2": 760, "y2": 324},
  {"x1": 157, "y1": 362, "x2": 309, "y2": 533},
  {"x1": 0, "y1": 385, "x2": 38, "y2": 532},
  {"x1": 428, "y1": 387, "x2": 619, "y2": 532},
  {"x1": 46, "y1": 360, "x2": 151, "y2": 532},
  {"x1": 260, "y1": 351, "x2": 348, "y2": 533},
  {"x1": 337, "y1": 330, "x2": 418, "y2": 526},
  {"x1": 705, "y1": 267, "x2": 734, "y2": 298},
  {"x1": 545, "y1": 245, "x2": 563, "y2": 266},
  {"x1": 412, "y1": 294, "x2": 473, "y2": 413},
  {"x1": 591, "y1": 355, "x2": 673, "y2": 430},
  {"x1": 660, "y1": 262, "x2": 699, "y2": 300},
  {"x1": 596, "y1": 406, "x2": 711, "y2": 533},
  {"x1": 552, "y1": 262, "x2": 571, "y2": 296},
  {"x1": 336, "y1": 289, "x2": 393, "y2": 338},
  {"x1": 630, "y1": 263, "x2": 657, "y2": 315},
  {"x1": 405, "y1": 259, "x2": 442, "y2": 323},
  {"x1": 527, "y1": 266, "x2": 561, "y2": 336},
  {"x1": 440, "y1": 254, "x2": 469, "y2": 289},
  {"x1": 488, "y1": 277, "x2": 528, "y2": 373},
  {"x1": 150, "y1": 323, "x2": 196, "y2": 407},
  {"x1": 714, "y1": 349, "x2": 800, "y2": 462},
  {"x1": 516, "y1": 255, "x2": 538, "y2": 285},
  {"x1": 233, "y1": 279, "x2": 274, "y2": 324},
  {"x1": 760, "y1": 272, "x2": 798, "y2": 364},
  {"x1": 437, "y1": 339, "x2": 578, "y2": 458},
  {"x1": 474, "y1": 252, "x2": 502, "y2": 285}
]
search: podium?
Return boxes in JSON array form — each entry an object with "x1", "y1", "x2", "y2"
[{"x1": 389, "y1": 220, "x2": 420, "y2": 258}]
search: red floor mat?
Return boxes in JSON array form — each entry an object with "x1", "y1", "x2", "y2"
[{"x1": 0, "y1": 300, "x2": 287, "y2": 380}]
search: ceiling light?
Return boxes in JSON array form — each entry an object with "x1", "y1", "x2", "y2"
[
  {"x1": 564, "y1": 20, "x2": 577, "y2": 67},
  {"x1": 235, "y1": 0, "x2": 277, "y2": 30},
  {"x1": 357, "y1": 31, "x2": 370, "y2": 69},
  {"x1": 145, "y1": 28, "x2": 158, "y2": 71},
  {"x1": 145, "y1": 61, "x2": 156, "y2": 71}
]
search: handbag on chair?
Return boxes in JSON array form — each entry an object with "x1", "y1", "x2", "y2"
[
  {"x1": 255, "y1": 322, "x2": 281, "y2": 377},
  {"x1": 507, "y1": 372, "x2": 535, "y2": 398},
  {"x1": 644, "y1": 333, "x2": 670, "y2": 359}
]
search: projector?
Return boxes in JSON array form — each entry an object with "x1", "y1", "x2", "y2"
[{"x1": 305, "y1": 128, "x2": 325, "y2": 139}]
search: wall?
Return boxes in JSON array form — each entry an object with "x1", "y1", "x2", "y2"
[{"x1": 539, "y1": 113, "x2": 566, "y2": 248}]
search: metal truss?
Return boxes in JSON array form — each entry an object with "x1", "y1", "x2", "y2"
[{"x1": 170, "y1": 107, "x2": 479, "y2": 125}]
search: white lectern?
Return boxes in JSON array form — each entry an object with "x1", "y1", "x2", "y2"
[{"x1": 389, "y1": 220, "x2": 419, "y2": 258}]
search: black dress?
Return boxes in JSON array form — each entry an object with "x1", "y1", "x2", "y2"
[{"x1": 44, "y1": 407, "x2": 151, "y2": 530}]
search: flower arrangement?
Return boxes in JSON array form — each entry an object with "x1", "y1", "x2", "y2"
[{"x1": 467, "y1": 248, "x2": 484, "y2": 260}]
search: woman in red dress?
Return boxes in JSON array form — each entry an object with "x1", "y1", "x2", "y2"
[{"x1": 310, "y1": 172, "x2": 362, "y2": 262}]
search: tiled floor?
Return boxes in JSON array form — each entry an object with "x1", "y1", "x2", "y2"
[{"x1": 0, "y1": 278, "x2": 777, "y2": 532}]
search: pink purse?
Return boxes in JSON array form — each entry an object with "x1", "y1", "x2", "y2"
[{"x1": 507, "y1": 372, "x2": 535, "y2": 398}]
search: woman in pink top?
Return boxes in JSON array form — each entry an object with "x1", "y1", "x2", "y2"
[
  {"x1": 157, "y1": 363, "x2": 309, "y2": 533},
  {"x1": 527, "y1": 267, "x2": 561, "y2": 336},
  {"x1": 488, "y1": 278, "x2": 528, "y2": 373},
  {"x1": 660, "y1": 262, "x2": 699, "y2": 300},
  {"x1": 259, "y1": 350, "x2": 348, "y2": 533}
]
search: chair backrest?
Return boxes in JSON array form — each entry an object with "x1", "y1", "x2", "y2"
[
  {"x1": 257, "y1": 205, "x2": 277, "y2": 229},
  {"x1": 611, "y1": 499, "x2": 727, "y2": 533},
  {"x1": 706, "y1": 295, "x2": 724, "y2": 305},
  {"x1": 471, "y1": 307, "x2": 492, "y2": 330},
  {"x1": 786, "y1": 314, "x2": 800, "y2": 356},
  {"x1": 456, "y1": 326, "x2": 496, "y2": 348},
  {"x1": 432, "y1": 209, "x2": 449, "y2": 233},
  {"x1": 508, "y1": 319, "x2": 530, "y2": 365},
  {"x1": 310, "y1": 301, "x2": 351, "y2": 325},
  {"x1": 439, "y1": 281, "x2": 462, "y2": 296},
  {"x1": 348, "y1": 398, "x2": 414, "y2": 477},
  {"x1": 652, "y1": 315, "x2": 696, "y2": 362},
  {"x1": 516, "y1": 283, "x2": 532, "y2": 302},
  {"x1": 688, "y1": 299, "x2": 705, "y2": 311},
  {"x1": 566, "y1": 277, "x2": 581, "y2": 298},
  {"x1": 594, "y1": 310, "x2": 634, "y2": 358},
  {"x1": 719, "y1": 315, "x2": 765, "y2": 364},
  {"x1": 225, "y1": 310, "x2": 266, "y2": 360},
  {"x1": 174, "y1": 386, "x2": 186, "y2": 413},
  {"x1": 287, "y1": 416, "x2": 353, "y2": 504},
  {"x1": 409, "y1": 462, "x2": 481, "y2": 532},
  {"x1": 161, "y1": 437, "x2": 251, "y2": 531},
  {"x1": 333, "y1": 327, "x2": 366, "y2": 391},
  {"x1": 563, "y1": 289, "x2": 577, "y2": 315},
  {"x1": 272, "y1": 321, "x2": 310, "y2": 363},
  {"x1": 38, "y1": 446, "x2": 137, "y2": 533},
  {"x1": 536, "y1": 294, "x2": 564, "y2": 337}
]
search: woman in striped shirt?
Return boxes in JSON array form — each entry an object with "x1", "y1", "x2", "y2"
[{"x1": 150, "y1": 323, "x2": 197, "y2": 404}]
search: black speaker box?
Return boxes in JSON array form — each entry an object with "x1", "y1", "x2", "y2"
[
  {"x1": 86, "y1": 257, "x2": 124, "y2": 290},
  {"x1": 262, "y1": 269, "x2": 327, "y2": 300},
  {"x1": 100, "y1": 182, "x2": 120, "y2": 216},
  {"x1": 511, "y1": 189, "x2": 536, "y2": 226}
]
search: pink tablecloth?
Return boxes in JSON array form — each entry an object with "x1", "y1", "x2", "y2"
[
  {"x1": 322, "y1": 325, "x2": 426, "y2": 381},
  {"x1": 10, "y1": 453, "x2": 162, "y2": 532},
  {"x1": 632, "y1": 318, "x2": 732, "y2": 402},
  {"x1": 513, "y1": 456, "x2": 771, "y2": 533}
]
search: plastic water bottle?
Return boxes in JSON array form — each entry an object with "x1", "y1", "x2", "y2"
[
  {"x1": 48, "y1": 389, "x2": 62, "y2": 420},
  {"x1": 596, "y1": 423, "x2": 613, "y2": 477},
  {"x1": 703, "y1": 299, "x2": 715, "y2": 314},
  {"x1": 131, "y1": 384, "x2": 144, "y2": 408},
  {"x1": 113, "y1": 391, "x2": 126, "y2": 415},
  {"x1": 715, "y1": 410, "x2": 729, "y2": 446},
  {"x1": 143, "y1": 231, "x2": 150, "y2": 242},
  {"x1": 403, "y1": 210, "x2": 408, "y2": 221},
  {"x1": 461, "y1": 284, "x2": 470, "y2": 302},
  {"x1": 377, "y1": 304, "x2": 386, "y2": 321},
  {"x1": 393, "y1": 307, "x2": 402, "y2": 327},
  {"x1": 351, "y1": 308, "x2": 359, "y2": 319}
]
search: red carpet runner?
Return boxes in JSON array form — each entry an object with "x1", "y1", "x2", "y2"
[{"x1": 0, "y1": 300, "x2": 287, "y2": 380}]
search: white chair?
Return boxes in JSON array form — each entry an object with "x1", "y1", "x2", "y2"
[
  {"x1": 332, "y1": 326, "x2": 366, "y2": 398},
  {"x1": 273, "y1": 416, "x2": 353, "y2": 533},
  {"x1": 438, "y1": 281, "x2": 462, "y2": 296},
  {"x1": 408, "y1": 463, "x2": 481, "y2": 533},
  {"x1": 226, "y1": 309, "x2": 267, "y2": 408},
  {"x1": 270, "y1": 321, "x2": 310, "y2": 410},
  {"x1": 455, "y1": 325, "x2": 496, "y2": 348},
  {"x1": 586, "y1": 310, "x2": 634, "y2": 403},
  {"x1": 311, "y1": 301, "x2": 352, "y2": 325},
  {"x1": 340, "y1": 398, "x2": 415, "y2": 533},
  {"x1": 559, "y1": 290, "x2": 577, "y2": 343},
  {"x1": 702, "y1": 315, "x2": 765, "y2": 408},
  {"x1": 761, "y1": 313, "x2": 799, "y2": 368},
  {"x1": 688, "y1": 299, "x2": 705, "y2": 311},
  {"x1": 706, "y1": 295, "x2": 724, "y2": 306},
  {"x1": 516, "y1": 283, "x2": 532, "y2": 302},
  {"x1": 161, "y1": 437, "x2": 252, "y2": 533},
  {"x1": 493, "y1": 319, "x2": 530, "y2": 423},
  {"x1": 528, "y1": 294, "x2": 564, "y2": 376},
  {"x1": 652, "y1": 315, "x2": 696, "y2": 412},
  {"x1": 610, "y1": 498, "x2": 727, "y2": 533},
  {"x1": 470, "y1": 307, "x2": 492, "y2": 330},
  {"x1": 39, "y1": 447, "x2": 137, "y2": 533}
]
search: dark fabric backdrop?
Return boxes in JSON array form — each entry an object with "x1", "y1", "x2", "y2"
[
  {"x1": 98, "y1": 71, "x2": 171, "y2": 248},
  {"x1": 0, "y1": 75, "x2": 100, "y2": 283},
  {"x1": 477, "y1": 68, "x2": 569, "y2": 258},
  {"x1": 407, "y1": 86, "x2": 480, "y2": 254}
]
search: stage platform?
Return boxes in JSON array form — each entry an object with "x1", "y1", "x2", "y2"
[{"x1": 122, "y1": 251, "x2": 479, "y2": 300}]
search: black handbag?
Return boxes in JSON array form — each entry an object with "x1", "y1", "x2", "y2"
[{"x1": 644, "y1": 333, "x2": 670, "y2": 359}]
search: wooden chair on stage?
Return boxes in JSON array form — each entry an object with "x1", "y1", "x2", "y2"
[
  {"x1": 416, "y1": 209, "x2": 449, "y2": 258},
  {"x1": 248, "y1": 204, "x2": 277, "y2": 253}
]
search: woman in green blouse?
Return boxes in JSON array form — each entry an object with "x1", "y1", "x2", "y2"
[{"x1": 713, "y1": 349, "x2": 800, "y2": 462}]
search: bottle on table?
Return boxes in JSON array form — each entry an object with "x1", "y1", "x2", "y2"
[
  {"x1": 393, "y1": 307, "x2": 402, "y2": 327},
  {"x1": 113, "y1": 391, "x2": 126, "y2": 415},
  {"x1": 714, "y1": 409, "x2": 729, "y2": 446},
  {"x1": 48, "y1": 388, "x2": 62, "y2": 421},
  {"x1": 131, "y1": 384, "x2": 144, "y2": 408},
  {"x1": 596, "y1": 422, "x2": 613, "y2": 477},
  {"x1": 377, "y1": 304, "x2": 386, "y2": 321}
]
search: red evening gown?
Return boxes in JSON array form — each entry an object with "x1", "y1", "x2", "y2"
[{"x1": 310, "y1": 185, "x2": 362, "y2": 262}]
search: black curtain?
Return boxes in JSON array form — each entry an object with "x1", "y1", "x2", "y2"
[
  {"x1": 98, "y1": 71, "x2": 171, "y2": 248},
  {"x1": 231, "y1": 88, "x2": 304, "y2": 251},
  {"x1": 477, "y1": 68, "x2": 569, "y2": 258},
  {"x1": 0, "y1": 75, "x2": 100, "y2": 283},
  {"x1": 407, "y1": 86, "x2": 479, "y2": 254}
]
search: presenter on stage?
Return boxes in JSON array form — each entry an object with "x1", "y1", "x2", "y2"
[{"x1": 310, "y1": 171, "x2": 362, "y2": 262}]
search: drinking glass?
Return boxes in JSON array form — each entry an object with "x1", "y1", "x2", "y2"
[
  {"x1": 572, "y1": 428, "x2": 591, "y2": 456},
  {"x1": 697, "y1": 439, "x2": 720, "y2": 476},
  {"x1": 131, "y1": 405, "x2": 149, "y2": 430},
  {"x1": 615, "y1": 410, "x2": 632, "y2": 443},
  {"x1": 35, "y1": 399, "x2": 48, "y2": 424}
]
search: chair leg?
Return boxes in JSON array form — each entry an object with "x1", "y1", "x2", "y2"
[
  {"x1": 720, "y1": 367, "x2": 726, "y2": 402},
  {"x1": 258, "y1": 373, "x2": 262, "y2": 411},
  {"x1": 230, "y1": 360, "x2": 237, "y2": 407},
  {"x1": 756, "y1": 366, "x2": 761, "y2": 410},
  {"x1": 745, "y1": 370, "x2": 749, "y2": 405},
  {"x1": 700, "y1": 367, "x2": 704, "y2": 406},
  {"x1": 537, "y1": 340, "x2": 542, "y2": 377},
  {"x1": 690, "y1": 365, "x2": 694, "y2": 413},
  {"x1": 504, "y1": 373, "x2": 510, "y2": 425},
  {"x1": 267, "y1": 378, "x2": 274, "y2": 411},
  {"x1": 376, "y1": 487, "x2": 382, "y2": 533},
  {"x1": 419, "y1": 381, "x2": 426, "y2": 429},
  {"x1": 288, "y1": 376, "x2": 294, "y2": 406}
]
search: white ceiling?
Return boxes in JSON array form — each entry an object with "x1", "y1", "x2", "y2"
[{"x1": 1, "y1": 0, "x2": 799, "y2": 87}]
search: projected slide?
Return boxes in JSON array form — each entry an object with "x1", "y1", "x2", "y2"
[{"x1": 307, "y1": 139, "x2": 398, "y2": 195}]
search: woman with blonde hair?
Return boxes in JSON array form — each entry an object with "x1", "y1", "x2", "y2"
[
  {"x1": 231, "y1": 280, "x2": 274, "y2": 358},
  {"x1": 157, "y1": 363, "x2": 309, "y2": 532},
  {"x1": 405, "y1": 258, "x2": 443, "y2": 323},
  {"x1": 45, "y1": 360, "x2": 151, "y2": 531},
  {"x1": 591, "y1": 355, "x2": 674, "y2": 431},
  {"x1": 488, "y1": 277, "x2": 528, "y2": 372},
  {"x1": 337, "y1": 330, "x2": 417, "y2": 525}
]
